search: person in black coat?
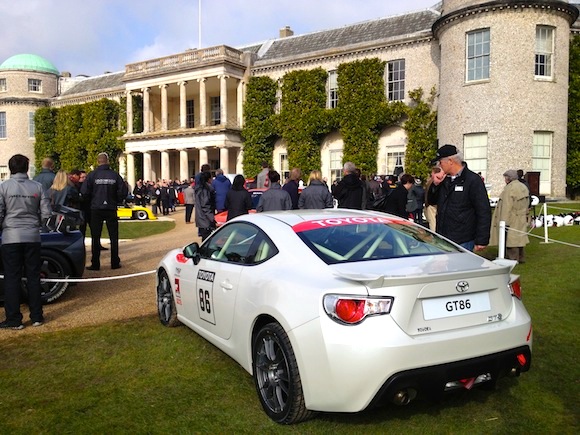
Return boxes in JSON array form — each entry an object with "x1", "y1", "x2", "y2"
[
  {"x1": 332, "y1": 162, "x2": 364, "y2": 209},
  {"x1": 225, "y1": 175, "x2": 252, "y2": 221},
  {"x1": 381, "y1": 174, "x2": 414, "y2": 218}
]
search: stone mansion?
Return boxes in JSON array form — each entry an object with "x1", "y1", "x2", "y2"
[{"x1": 1, "y1": 0, "x2": 579, "y2": 198}]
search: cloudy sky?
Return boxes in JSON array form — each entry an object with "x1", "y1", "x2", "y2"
[{"x1": 0, "y1": 0, "x2": 438, "y2": 77}]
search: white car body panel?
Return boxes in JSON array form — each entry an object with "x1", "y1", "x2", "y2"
[{"x1": 157, "y1": 209, "x2": 532, "y2": 415}]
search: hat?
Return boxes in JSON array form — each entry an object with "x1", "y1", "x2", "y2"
[
  {"x1": 503, "y1": 169, "x2": 518, "y2": 181},
  {"x1": 431, "y1": 144, "x2": 458, "y2": 165}
]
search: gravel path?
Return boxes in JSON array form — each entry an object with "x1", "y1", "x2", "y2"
[{"x1": 0, "y1": 208, "x2": 196, "y2": 340}]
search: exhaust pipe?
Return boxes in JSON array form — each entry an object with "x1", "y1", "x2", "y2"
[{"x1": 392, "y1": 388, "x2": 417, "y2": 406}]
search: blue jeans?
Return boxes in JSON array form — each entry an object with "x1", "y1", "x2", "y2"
[
  {"x1": 1, "y1": 242, "x2": 43, "y2": 324},
  {"x1": 460, "y1": 240, "x2": 475, "y2": 252}
]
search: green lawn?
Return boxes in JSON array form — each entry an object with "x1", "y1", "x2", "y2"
[
  {"x1": 91, "y1": 219, "x2": 175, "y2": 239},
  {"x1": 0, "y1": 206, "x2": 579, "y2": 433}
]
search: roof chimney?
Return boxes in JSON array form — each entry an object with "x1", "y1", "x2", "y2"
[{"x1": 279, "y1": 26, "x2": 294, "y2": 38}]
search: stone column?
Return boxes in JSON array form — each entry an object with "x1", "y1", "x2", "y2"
[
  {"x1": 180, "y1": 149, "x2": 189, "y2": 181},
  {"x1": 142, "y1": 87, "x2": 150, "y2": 133},
  {"x1": 219, "y1": 75, "x2": 228, "y2": 126},
  {"x1": 219, "y1": 147, "x2": 229, "y2": 174},
  {"x1": 143, "y1": 152, "x2": 152, "y2": 182},
  {"x1": 199, "y1": 148, "x2": 208, "y2": 168},
  {"x1": 160, "y1": 84, "x2": 168, "y2": 131},
  {"x1": 237, "y1": 80, "x2": 244, "y2": 128},
  {"x1": 126, "y1": 90, "x2": 133, "y2": 134},
  {"x1": 161, "y1": 151, "x2": 170, "y2": 181},
  {"x1": 126, "y1": 152, "x2": 135, "y2": 189},
  {"x1": 198, "y1": 78, "x2": 206, "y2": 127},
  {"x1": 179, "y1": 81, "x2": 187, "y2": 128}
]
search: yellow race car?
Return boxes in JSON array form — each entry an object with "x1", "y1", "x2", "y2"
[{"x1": 117, "y1": 205, "x2": 157, "y2": 220}]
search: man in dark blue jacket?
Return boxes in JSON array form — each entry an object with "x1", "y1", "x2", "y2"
[
  {"x1": 427, "y1": 144, "x2": 491, "y2": 251},
  {"x1": 81, "y1": 153, "x2": 128, "y2": 270},
  {"x1": 211, "y1": 168, "x2": 231, "y2": 213}
]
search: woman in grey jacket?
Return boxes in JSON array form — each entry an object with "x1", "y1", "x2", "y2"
[{"x1": 298, "y1": 170, "x2": 333, "y2": 209}]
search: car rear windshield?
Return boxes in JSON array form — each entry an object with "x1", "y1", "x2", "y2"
[{"x1": 294, "y1": 218, "x2": 460, "y2": 265}]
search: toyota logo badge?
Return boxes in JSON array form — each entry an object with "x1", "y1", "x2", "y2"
[{"x1": 456, "y1": 281, "x2": 469, "y2": 293}]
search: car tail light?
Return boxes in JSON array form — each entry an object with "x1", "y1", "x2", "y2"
[
  {"x1": 509, "y1": 278, "x2": 522, "y2": 299},
  {"x1": 323, "y1": 295, "x2": 393, "y2": 325}
]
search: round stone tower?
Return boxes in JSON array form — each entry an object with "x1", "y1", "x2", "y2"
[
  {"x1": 433, "y1": 0, "x2": 578, "y2": 197},
  {"x1": 0, "y1": 54, "x2": 59, "y2": 177}
]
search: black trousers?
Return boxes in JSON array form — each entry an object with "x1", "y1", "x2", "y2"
[
  {"x1": 90, "y1": 209, "x2": 120, "y2": 268},
  {"x1": 185, "y1": 204, "x2": 194, "y2": 222},
  {"x1": 1, "y1": 242, "x2": 43, "y2": 324}
]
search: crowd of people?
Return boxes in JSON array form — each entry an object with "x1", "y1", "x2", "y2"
[{"x1": 0, "y1": 145, "x2": 532, "y2": 330}]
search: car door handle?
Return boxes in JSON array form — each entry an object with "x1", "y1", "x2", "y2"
[{"x1": 220, "y1": 280, "x2": 233, "y2": 290}]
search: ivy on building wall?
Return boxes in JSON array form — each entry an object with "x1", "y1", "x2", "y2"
[
  {"x1": 567, "y1": 35, "x2": 580, "y2": 198},
  {"x1": 33, "y1": 107, "x2": 58, "y2": 171},
  {"x1": 277, "y1": 68, "x2": 329, "y2": 178},
  {"x1": 34, "y1": 98, "x2": 125, "y2": 172},
  {"x1": 403, "y1": 87, "x2": 438, "y2": 183},
  {"x1": 242, "y1": 58, "x2": 428, "y2": 179},
  {"x1": 336, "y1": 59, "x2": 406, "y2": 175},
  {"x1": 242, "y1": 76, "x2": 279, "y2": 179}
]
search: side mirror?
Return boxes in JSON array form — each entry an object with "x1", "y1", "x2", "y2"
[{"x1": 183, "y1": 242, "x2": 201, "y2": 265}]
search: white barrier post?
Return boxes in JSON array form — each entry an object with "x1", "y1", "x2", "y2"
[
  {"x1": 498, "y1": 220, "x2": 506, "y2": 259},
  {"x1": 542, "y1": 202, "x2": 550, "y2": 244}
]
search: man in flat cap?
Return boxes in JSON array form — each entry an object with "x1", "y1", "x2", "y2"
[
  {"x1": 426, "y1": 144, "x2": 491, "y2": 251},
  {"x1": 489, "y1": 169, "x2": 530, "y2": 262}
]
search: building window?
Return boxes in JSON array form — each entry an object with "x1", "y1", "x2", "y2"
[
  {"x1": 328, "y1": 70, "x2": 338, "y2": 109},
  {"x1": 280, "y1": 153, "x2": 289, "y2": 181},
  {"x1": 387, "y1": 59, "x2": 405, "y2": 101},
  {"x1": 0, "y1": 78, "x2": 6, "y2": 92},
  {"x1": 330, "y1": 150, "x2": 343, "y2": 184},
  {"x1": 386, "y1": 150, "x2": 405, "y2": 176},
  {"x1": 533, "y1": 131, "x2": 552, "y2": 195},
  {"x1": 275, "y1": 83, "x2": 282, "y2": 114},
  {"x1": 466, "y1": 29, "x2": 490, "y2": 82},
  {"x1": 28, "y1": 78, "x2": 42, "y2": 92},
  {"x1": 28, "y1": 112, "x2": 35, "y2": 138},
  {"x1": 210, "y1": 96, "x2": 220, "y2": 125},
  {"x1": 464, "y1": 133, "x2": 488, "y2": 181},
  {"x1": 186, "y1": 100, "x2": 195, "y2": 128},
  {"x1": 0, "y1": 166, "x2": 9, "y2": 181},
  {"x1": 0, "y1": 112, "x2": 6, "y2": 138},
  {"x1": 535, "y1": 26, "x2": 554, "y2": 79}
]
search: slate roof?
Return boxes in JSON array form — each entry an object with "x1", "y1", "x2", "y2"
[
  {"x1": 59, "y1": 71, "x2": 125, "y2": 97},
  {"x1": 247, "y1": 8, "x2": 441, "y2": 66}
]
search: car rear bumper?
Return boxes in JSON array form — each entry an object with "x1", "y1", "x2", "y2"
[
  {"x1": 289, "y1": 301, "x2": 532, "y2": 413},
  {"x1": 368, "y1": 345, "x2": 531, "y2": 409}
]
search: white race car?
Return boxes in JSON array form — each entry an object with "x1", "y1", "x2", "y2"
[{"x1": 156, "y1": 209, "x2": 532, "y2": 424}]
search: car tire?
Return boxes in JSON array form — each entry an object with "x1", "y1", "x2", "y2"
[
  {"x1": 23, "y1": 250, "x2": 72, "y2": 304},
  {"x1": 156, "y1": 269, "x2": 180, "y2": 327},
  {"x1": 252, "y1": 322, "x2": 313, "y2": 424},
  {"x1": 134, "y1": 210, "x2": 149, "y2": 220}
]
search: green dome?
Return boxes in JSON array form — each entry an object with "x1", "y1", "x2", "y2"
[{"x1": 0, "y1": 54, "x2": 59, "y2": 75}]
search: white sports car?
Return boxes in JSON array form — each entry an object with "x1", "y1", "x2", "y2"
[{"x1": 156, "y1": 209, "x2": 532, "y2": 424}]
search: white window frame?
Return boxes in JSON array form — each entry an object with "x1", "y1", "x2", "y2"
[
  {"x1": 186, "y1": 99, "x2": 195, "y2": 128},
  {"x1": 533, "y1": 131, "x2": 552, "y2": 195},
  {"x1": 386, "y1": 59, "x2": 405, "y2": 102},
  {"x1": 0, "y1": 78, "x2": 6, "y2": 92},
  {"x1": 466, "y1": 29, "x2": 490, "y2": 82},
  {"x1": 210, "y1": 96, "x2": 220, "y2": 125},
  {"x1": 280, "y1": 153, "x2": 289, "y2": 182},
  {"x1": 275, "y1": 83, "x2": 282, "y2": 114},
  {"x1": 0, "y1": 166, "x2": 9, "y2": 181},
  {"x1": 463, "y1": 133, "x2": 488, "y2": 181},
  {"x1": 328, "y1": 70, "x2": 338, "y2": 109},
  {"x1": 386, "y1": 149, "x2": 405, "y2": 176},
  {"x1": 330, "y1": 150, "x2": 343, "y2": 184},
  {"x1": 28, "y1": 111, "x2": 35, "y2": 138},
  {"x1": 28, "y1": 78, "x2": 42, "y2": 93},
  {"x1": 0, "y1": 112, "x2": 6, "y2": 138},
  {"x1": 535, "y1": 26, "x2": 554, "y2": 79}
]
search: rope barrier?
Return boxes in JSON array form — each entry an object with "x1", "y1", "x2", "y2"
[
  {"x1": 0, "y1": 270, "x2": 157, "y2": 283},
  {"x1": 506, "y1": 226, "x2": 580, "y2": 248}
]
